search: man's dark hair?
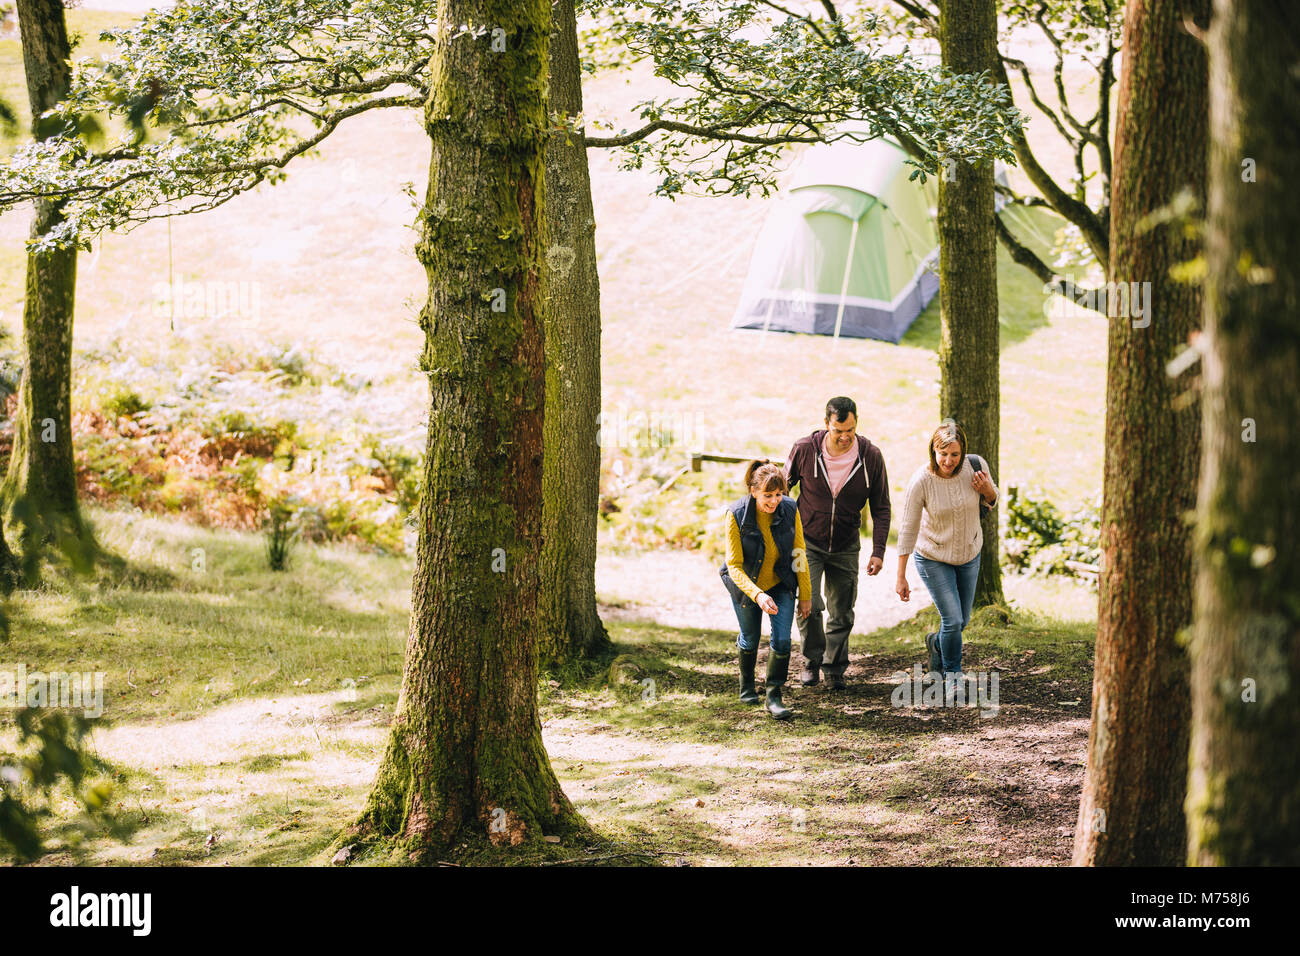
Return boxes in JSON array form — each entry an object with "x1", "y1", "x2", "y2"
[{"x1": 825, "y1": 396, "x2": 857, "y2": 423}]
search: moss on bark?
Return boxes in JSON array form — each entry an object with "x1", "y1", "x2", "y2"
[
  {"x1": 937, "y1": 0, "x2": 1004, "y2": 609},
  {"x1": 349, "y1": 0, "x2": 586, "y2": 860},
  {"x1": 1074, "y1": 0, "x2": 1209, "y2": 866},
  {"x1": 537, "y1": 0, "x2": 611, "y2": 671},
  {"x1": 4, "y1": 0, "x2": 92, "y2": 574},
  {"x1": 1186, "y1": 0, "x2": 1300, "y2": 866}
]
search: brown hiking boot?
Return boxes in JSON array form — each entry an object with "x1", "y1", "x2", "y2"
[
  {"x1": 799, "y1": 662, "x2": 820, "y2": 686},
  {"x1": 825, "y1": 671, "x2": 846, "y2": 691}
]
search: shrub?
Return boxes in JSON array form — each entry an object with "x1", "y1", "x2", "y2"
[
  {"x1": 369, "y1": 442, "x2": 422, "y2": 513},
  {"x1": 102, "y1": 387, "x2": 150, "y2": 420},
  {"x1": 1002, "y1": 487, "x2": 1101, "y2": 578},
  {"x1": 70, "y1": 341, "x2": 419, "y2": 554},
  {"x1": 598, "y1": 448, "x2": 735, "y2": 554},
  {"x1": 263, "y1": 498, "x2": 300, "y2": 571},
  {"x1": 201, "y1": 412, "x2": 296, "y2": 463}
]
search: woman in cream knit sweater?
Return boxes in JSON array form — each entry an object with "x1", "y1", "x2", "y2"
[{"x1": 894, "y1": 419, "x2": 998, "y2": 685}]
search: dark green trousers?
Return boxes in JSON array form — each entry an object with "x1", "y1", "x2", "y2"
[{"x1": 796, "y1": 542, "x2": 860, "y2": 676}]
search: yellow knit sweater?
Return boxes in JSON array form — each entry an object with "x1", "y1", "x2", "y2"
[{"x1": 725, "y1": 506, "x2": 812, "y2": 603}]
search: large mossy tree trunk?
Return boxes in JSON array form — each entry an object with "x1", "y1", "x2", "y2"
[
  {"x1": 537, "y1": 0, "x2": 610, "y2": 670},
  {"x1": 6, "y1": 0, "x2": 88, "y2": 566},
  {"x1": 1073, "y1": 0, "x2": 1209, "y2": 866},
  {"x1": 1185, "y1": 0, "x2": 1300, "y2": 866},
  {"x1": 937, "y1": 0, "x2": 1003, "y2": 608},
  {"x1": 351, "y1": 0, "x2": 582, "y2": 858}
]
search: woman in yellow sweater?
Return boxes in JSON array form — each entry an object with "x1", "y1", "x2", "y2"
[{"x1": 719, "y1": 460, "x2": 812, "y2": 720}]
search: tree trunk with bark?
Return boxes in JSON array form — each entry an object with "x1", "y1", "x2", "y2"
[
  {"x1": 937, "y1": 0, "x2": 1004, "y2": 608},
  {"x1": 1073, "y1": 0, "x2": 1209, "y2": 866},
  {"x1": 1185, "y1": 0, "x2": 1300, "y2": 866},
  {"x1": 537, "y1": 0, "x2": 610, "y2": 670},
  {"x1": 6, "y1": 0, "x2": 88, "y2": 565},
  {"x1": 351, "y1": 0, "x2": 582, "y2": 858}
]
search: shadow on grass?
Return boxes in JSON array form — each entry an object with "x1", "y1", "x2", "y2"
[
  {"x1": 18, "y1": 752, "x2": 162, "y2": 866},
  {"x1": 583, "y1": 603, "x2": 1094, "y2": 740},
  {"x1": 2, "y1": 542, "x2": 411, "y2": 726},
  {"x1": 900, "y1": 207, "x2": 1070, "y2": 353},
  {"x1": 9, "y1": 509, "x2": 1097, "y2": 866},
  {"x1": 538, "y1": 603, "x2": 1095, "y2": 864}
]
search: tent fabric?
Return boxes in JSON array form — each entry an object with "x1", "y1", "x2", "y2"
[{"x1": 731, "y1": 137, "x2": 942, "y2": 343}]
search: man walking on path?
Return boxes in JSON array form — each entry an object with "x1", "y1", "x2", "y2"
[{"x1": 784, "y1": 397, "x2": 891, "y2": 689}]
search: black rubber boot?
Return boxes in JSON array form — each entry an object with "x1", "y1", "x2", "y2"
[
  {"x1": 738, "y1": 649, "x2": 760, "y2": 704},
  {"x1": 925, "y1": 632, "x2": 943, "y2": 675},
  {"x1": 765, "y1": 652, "x2": 793, "y2": 720}
]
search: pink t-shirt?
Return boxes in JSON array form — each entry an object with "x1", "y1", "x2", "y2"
[{"x1": 821, "y1": 436, "x2": 857, "y2": 496}]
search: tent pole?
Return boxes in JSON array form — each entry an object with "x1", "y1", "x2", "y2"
[
  {"x1": 759, "y1": 282, "x2": 779, "y2": 341},
  {"x1": 831, "y1": 217, "x2": 861, "y2": 344}
]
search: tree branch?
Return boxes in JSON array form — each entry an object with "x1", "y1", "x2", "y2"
[
  {"x1": 993, "y1": 211, "x2": 1108, "y2": 315},
  {"x1": 0, "y1": 91, "x2": 424, "y2": 211},
  {"x1": 993, "y1": 55, "x2": 1109, "y2": 269},
  {"x1": 1001, "y1": 55, "x2": 1078, "y2": 147},
  {"x1": 756, "y1": 0, "x2": 833, "y2": 47},
  {"x1": 583, "y1": 117, "x2": 820, "y2": 149},
  {"x1": 886, "y1": 0, "x2": 940, "y2": 37}
]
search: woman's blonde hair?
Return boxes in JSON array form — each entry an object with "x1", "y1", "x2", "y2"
[
  {"x1": 927, "y1": 418, "x2": 967, "y2": 476},
  {"x1": 744, "y1": 458, "x2": 788, "y2": 495}
]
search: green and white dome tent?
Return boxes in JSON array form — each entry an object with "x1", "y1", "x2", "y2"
[{"x1": 731, "y1": 135, "x2": 1006, "y2": 343}]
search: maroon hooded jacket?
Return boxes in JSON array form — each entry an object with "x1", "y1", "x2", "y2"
[{"x1": 784, "y1": 430, "x2": 891, "y2": 557}]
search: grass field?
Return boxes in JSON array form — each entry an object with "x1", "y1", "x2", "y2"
[{"x1": 7, "y1": 509, "x2": 1093, "y2": 866}]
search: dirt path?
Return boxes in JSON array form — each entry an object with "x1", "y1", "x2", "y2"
[{"x1": 538, "y1": 623, "x2": 1090, "y2": 866}]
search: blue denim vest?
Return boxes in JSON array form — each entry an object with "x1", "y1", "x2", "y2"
[{"x1": 720, "y1": 495, "x2": 799, "y2": 605}]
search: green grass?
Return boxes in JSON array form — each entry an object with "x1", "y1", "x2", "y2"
[
  {"x1": 545, "y1": 606, "x2": 1094, "y2": 866},
  {"x1": 598, "y1": 188, "x2": 1107, "y2": 510},
  {"x1": 900, "y1": 205, "x2": 1069, "y2": 353},
  {"x1": 3, "y1": 509, "x2": 1095, "y2": 866},
  {"x1": 6, "y1": 508, "x2": 412, "y2": 726}
]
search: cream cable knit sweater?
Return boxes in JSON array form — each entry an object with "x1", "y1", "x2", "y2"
[{"x1": 896, "y1": 457, "x2": 998, "y2": 565}]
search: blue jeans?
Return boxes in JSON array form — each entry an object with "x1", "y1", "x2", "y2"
[
  {"x1": 731, "y1": 582, "x2": 795, "y2": 654},
  {"x1": 912, "y1": 552, "x2": 981, "y2": 674}
]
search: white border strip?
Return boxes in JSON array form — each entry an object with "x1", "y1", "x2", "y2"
[{"x1": 741, "y1": 245, "x2": 939, "y2": 314}]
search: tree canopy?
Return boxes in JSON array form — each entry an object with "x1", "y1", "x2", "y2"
[{"x1": 0, "y1": 0, "x2": 1024, "y2": 250}]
